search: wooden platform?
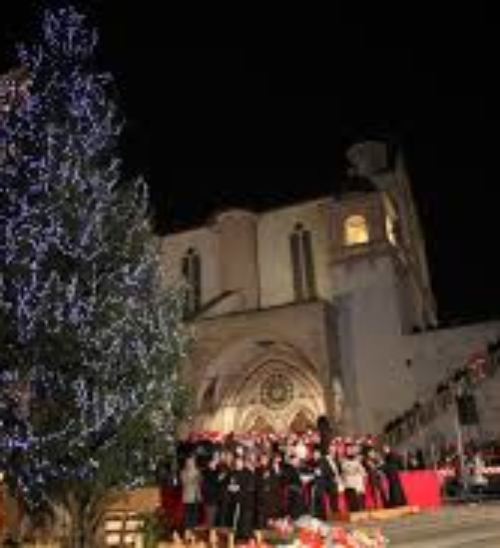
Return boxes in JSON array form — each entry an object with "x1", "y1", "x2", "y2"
[{"x1": 333, "y1": 505, "x2": 420, "y2": 523}]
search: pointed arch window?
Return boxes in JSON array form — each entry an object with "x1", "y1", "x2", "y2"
[
  {"x1": 344, "y1": 214, "x2": 370, "y2": 246},
  {"x1": 181, "y1": 247, "x2": 201, "y2": 316},
  {"x1": 290, "y1": 223, "x2": 316, "y2": 301}
]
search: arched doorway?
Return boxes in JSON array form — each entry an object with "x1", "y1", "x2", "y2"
[
  {"x1": 192, "y1": 337, "x2": 329, "y2": 434},
  {"x1": 247, "y1": 416, "x2": 275, "y2": 435},
  {"x1": 225, "y1": 355, "x2": 326, "y2": 433},
  {"x1": 289, "y1": 410, "x2": 315, "y2": 433}
]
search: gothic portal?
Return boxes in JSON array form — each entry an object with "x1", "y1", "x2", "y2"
[{"x1": 184, "y1": 334, "x2": 332, "y2": 435}]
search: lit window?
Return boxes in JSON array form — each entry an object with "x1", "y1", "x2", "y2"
[
  {"x1": 181, "y1": 247, "x2": 201, "y2": 316},
  {"x1": 290, "y1": 223, "x2": 316, "y2": 300},
  {"x1": 344, "y1": 215, "x2": 369, "y2": 246}
]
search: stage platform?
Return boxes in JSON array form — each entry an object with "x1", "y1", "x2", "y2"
[{"x1": 334, "y1": 505, "x2": 420, "y2": 523}]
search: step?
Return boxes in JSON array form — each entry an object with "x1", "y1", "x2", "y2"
[{"x1": 333, "y1": 505, "x2": 420, "y2": 523}]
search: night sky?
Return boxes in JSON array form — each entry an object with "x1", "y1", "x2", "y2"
[{"x1": 1, "y1": 3, "x2": 497, "y2": 323}]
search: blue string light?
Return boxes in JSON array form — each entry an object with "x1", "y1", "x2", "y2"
[{"x1": 0, "y1": 5, "x2": 188, "y2": 519}]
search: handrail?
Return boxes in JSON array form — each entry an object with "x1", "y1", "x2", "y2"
[{"x1": 381, "y1": 341, "x2": 500, "y2": 447}]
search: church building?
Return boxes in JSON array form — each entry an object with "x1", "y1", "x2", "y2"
[{"x1": 160, "y1": 141, "x2": 483, "y2": 439}]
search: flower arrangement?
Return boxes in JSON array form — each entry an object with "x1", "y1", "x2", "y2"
[
  {"x1": 260, "y1": 516, "x2": 388, "y2": 548},
  {"x1": 262, "y1": 518, "x2": 296, "y2": 545}
]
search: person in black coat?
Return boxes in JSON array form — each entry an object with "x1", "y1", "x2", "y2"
[
  {"x1": 255, "y1": 452, "x2": 283, "y2": 529},
  {"x1": 282, "y1": 454, "x2": 307, "y2": 520},
  {"x1": 310, "y1": 447, "x2": 329, "y2": 519},
  {"x1": 319, "y1": 444, "x2": 343, "y2": 515},
  {"x1": 382, "y1": 445, "x2": 407, "y2": 507},
  {"x1": 362, "y1": 447, "x2": 389, "y2": 509},
  {"x1": 225, "y1": 455, "x2": 256, "y2": 541},
  {"x1": 215, "y1": 453, "x2": 232, "y2": 527},
  {"x1": 201, "y1": 453, "x2": 221, "y2": 527}
]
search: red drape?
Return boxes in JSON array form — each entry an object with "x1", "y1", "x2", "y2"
[{"x1": 399, "y1": 471, "x2": 442, "y2": 509}]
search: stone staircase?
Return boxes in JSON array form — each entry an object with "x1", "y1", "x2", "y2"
[{"x1": 382, "y1": 342, "x2": 500, "y2": 449}]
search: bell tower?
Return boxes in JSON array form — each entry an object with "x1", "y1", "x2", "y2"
[
  {"x1": 346, "y1": 140, "x2": 437, "y2": 330},
  {"x1": 331, "y1": 140, "x2": 435, "y2": 433}
]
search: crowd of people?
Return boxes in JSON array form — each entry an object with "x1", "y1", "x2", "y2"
[
  {"x1": 434, "y1": 438, "x2": 500, "y2": 469},
  {"x1": 435, "y1": 439, "x2": 500, "y2": 499},
  {"x1": 164, "y1": 431, "x2": 409, "y2": 540}
]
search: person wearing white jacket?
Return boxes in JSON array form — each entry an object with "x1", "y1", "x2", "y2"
[
  {"x1": 180, "y1": 456, "x2": 202, "y2": 529},
  {"x1": 340, "y1": 445, "x2": 367, "y2": 512}
]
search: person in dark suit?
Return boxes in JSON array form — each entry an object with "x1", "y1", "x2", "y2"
[
  {"x1": 201, "y1": 453, "x2": 220, "y2": 527},
  {"x1": 310, "y1": 447, "x2": 329, "y2": 519},
  {"x1": 319, "y1": 443, "x2": 343, "y2": 515},
  {"x1": 225, "y1": 455, "x2": 255, "y2": 541},
  {"x1": 362, "y1": 447, "x2": 388, "y2": 509},
  {"x1": 255, "y1": 452, "x2": 283, "y2": 529},
  {"x1": 382, "y1": 445, "x2": 407, "y2": 507},
  {"x1": 215, "y1": 452, "x2": 231, "y2": 527},
  {"x1": 282, "y1": 454, "x2": 307, "y2": 519}
]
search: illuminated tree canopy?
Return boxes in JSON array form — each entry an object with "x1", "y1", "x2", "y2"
[{"x1": 0, "y1": 6, "x2": 188, "y2": 547}]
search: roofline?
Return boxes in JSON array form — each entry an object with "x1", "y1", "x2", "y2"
[{"x1": 161, "y1": 193, "x2": 339, "y2": 239}]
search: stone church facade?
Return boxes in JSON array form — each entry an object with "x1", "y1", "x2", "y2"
[{"x1": 160, "y1": 141, "x2": 450, "y2": 436}]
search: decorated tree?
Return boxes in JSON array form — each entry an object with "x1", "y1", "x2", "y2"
[{"x1": 0, "y1": 6, "x2": 188, "y2": 547}]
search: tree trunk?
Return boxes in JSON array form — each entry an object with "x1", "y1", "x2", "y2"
[
  {"x1": 65, "y1": 496, "x2": 95, "y2": 548},
  {"x1": 59, "y1": 489, "x2": 118, "y2": 548}
]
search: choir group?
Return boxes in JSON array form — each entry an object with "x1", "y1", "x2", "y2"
[{"x1": 174, "y1": 434, "x2": 407, "y2": 540}]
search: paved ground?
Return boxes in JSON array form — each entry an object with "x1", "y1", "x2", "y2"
[{"x1": 374, "y1": 503, "x2": 500, "y2": 547}]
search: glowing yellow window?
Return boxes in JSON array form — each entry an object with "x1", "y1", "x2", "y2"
[{"x1": 344, "y1": 215, "x2": 369, "y2": 246}]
